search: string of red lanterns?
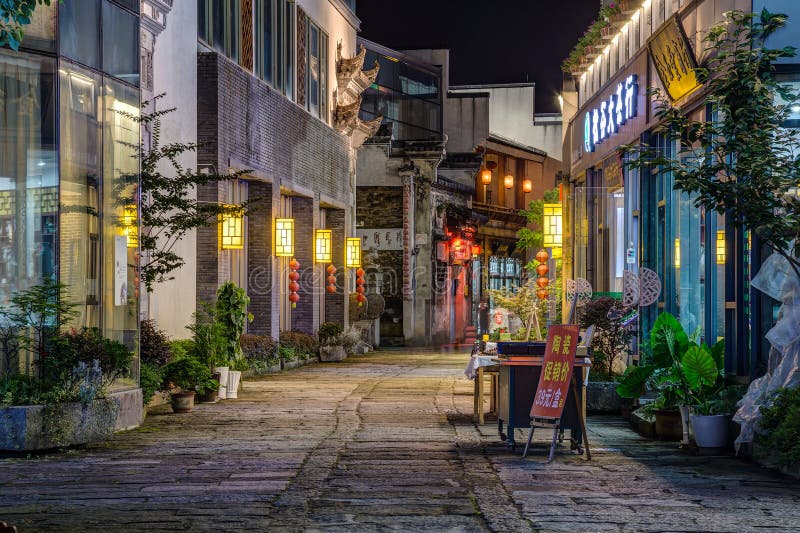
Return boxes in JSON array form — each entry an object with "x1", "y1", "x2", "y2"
[
  {"x1": 355, "y1": 268, "x2": 366, "y2": 306},
  {"x1": 535, "y1": 249, "x2": 550, "y2": 300},
  {"x1": 288, "y1": 259, "x2": 300, "y2": 307},
  {"x1": 326, "y1": 264, "x2": 337, "y2": 294}
]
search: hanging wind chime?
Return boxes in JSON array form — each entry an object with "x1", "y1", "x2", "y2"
[
  {"x1": 355, "y1": 268, "x2": 366, "y2": 306},
  {"x1": 326, "y1": 264, "x2": 337, "y2": 294},
  {"x1": 288, "y1": 259, "x2": 300, "y2": 308}
]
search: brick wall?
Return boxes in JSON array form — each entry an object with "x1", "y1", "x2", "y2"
[
  {"x1": 291, "y1": 196, "x2": 314, "y2": 333},
  {"x1": 324, "y1": 208, "x2": 346, "y2": 325},
  {"x1": 355, "y1": 187, "x2": 403, "y2": 227},
  {"x1": 247, "y1": 181, "x2": 272, "y2": 335}
]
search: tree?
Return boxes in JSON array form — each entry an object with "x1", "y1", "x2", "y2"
[
  {"x1": 118, "y1": 96, "x2": 251, "y2": 291},
  {"x1": 0, "y1": 0, "x2": 52, "y2": 51},
  {"x1": 622, "y1": 10, "x2": 800, "y2": 282}
]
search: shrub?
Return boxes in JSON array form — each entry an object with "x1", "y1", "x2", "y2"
[
  {"x1": 340, "y1": 325, "x2": 364, "y2": 354},
  {"x1": 140, "y1": 319, "x2": 171, "y2": 367},
  {"x1": 279, "y1": 331, "x2": 318, "y2": 358},
  {"x1": 278, "y1": 344, "x2": 296, "y2": 362},
  {"x1": 169, "y1": 339, "x2": 196, "y2": 360},
  {"x1": 241, "y1": 334, "x2": 279, "y2": 365},
  {"x1": 215, "y1": 282, "x2": 251, "y2": 363},
  {"x1": 756, "y1": 387, "x2": 800, "y2": 466},
  {"x1": 42, "y1": 328, "x2": 133, "y2": 390},
  {"x1": 161, "y1": 357, "x2": 212, "y2": 393},
  {"x1": 139, "y1": 362, "x2": 162, "y2": 406},
  {"x1": 579, "y1": 297, "x2": 631, "y2": 379},
  {"x1": 318, "y1": 322, "x2": 343, "y2": 346},
  {"x1": 187, "y1": 304, "x2": 227, "y2": 368}
]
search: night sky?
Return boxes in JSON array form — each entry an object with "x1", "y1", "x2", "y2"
[{"x1": 355, "y1": 0, "x2": 600, "y2": 113}]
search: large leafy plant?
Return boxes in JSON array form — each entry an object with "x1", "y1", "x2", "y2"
[
  {"x1": 617, "y1": 312, "x2": 724, "y2": 411},
  {"x1": 215, "y1": 281, "x2": 252, "y2": 364}
]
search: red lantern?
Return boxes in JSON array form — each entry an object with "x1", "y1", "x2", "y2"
[
  {"x1": 355, "y1": 285, "x2": 365, "y2": 294},
  {"x1": 356, "y1": 277, "x2": 365, "y2": 286},
  {"x1": 326, "y1": 264, "x2": 336, "y2": 274},
  {"x1": 536, "y1": 289, "x2": 548, "y2": 300},
  {"x1": 537, "y1": 277, "x2": 549, "y2": 288},
  {"x1": 327, "y1": 275, "x2": 336, "y2": 285},
  {"x1": 536, "y1": 250, "x2": 549, "y2": 263},
  {"x1": 288, "y1": 292, "x2": 300, "y2": 303},
  {"x1": 289, "y1": 259, "x2": 300, "y2": 270},
  {"x1": 326, "y1": 285, "x2": 336, "y2": 294},
  {"x1": 356, "y1": 293, "x2": 367, "y2": 304},
  {"x1": 355, "y1": 267, "x2": 366, "y2": 306},
  {"x1": 288, "y1": 259, "x2": 300, "y2": 307},
  {"x1": 288, "y1": 271, "x2": 300, "y2": 282},
  {"x1": 289, "y1": 281, "x2": 300, "y2": 292},
  {"x1": 356, "y1": 268, "x2": 365, "y2": 277},
  {"x1": 536, "y1": 264, "x2": 549, "y2": 276}
]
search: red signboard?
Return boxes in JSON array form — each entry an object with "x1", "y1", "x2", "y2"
[{"x1": 530, "y1": 324, "x2": 580, "y2": 419}]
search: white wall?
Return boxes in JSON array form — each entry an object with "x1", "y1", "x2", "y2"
[{"x1": 149, "y1": 0, "x2": 198, "y2": 339}]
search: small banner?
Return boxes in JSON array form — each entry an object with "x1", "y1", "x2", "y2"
[{"x1": 530, "y1": 325, "x2": 580, "y2": 419}]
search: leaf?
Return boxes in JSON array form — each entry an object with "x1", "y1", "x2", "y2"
[
  {"x1": 682, "y1": 344, "x2": 718, "y2": 390},
  {"x1": 650, "y1": 312, "x2": 689, "y2": 367},
  {"x1": 710, "y1": 339, "x2": 725, "y2": 373},
  {"x1": 616, "y1": 365, "x2": 654, "y2": 398}
]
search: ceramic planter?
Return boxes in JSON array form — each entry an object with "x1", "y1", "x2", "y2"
[
  {"x1": 691, "y1": 414, "x2": 730, "y2": 448},
  {"x1": 214, "y1": 366, "x2": 229, "y2": 399},
  {"x1": 227, "y1": 370, "x2": 242, "y2": 399},
  {"x1": 171, "y1": 392, "x2": 196, "y2": 413}
]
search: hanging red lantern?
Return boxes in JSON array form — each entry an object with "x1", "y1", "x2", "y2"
[
  {"x1": 356, "y1": 293, "x2": 367, "y2": 304},
  {"x1": 288, "y1": 259, "x2": 300, "y2": 308},
  {"x1": 355, "y1": 268, "x2": 366, "y2": 306},
  {"x1": 536, "y1": 289, "x2": 548, "y2": 300},
  {"x1": 536, "y1": 250, "x2": 550, "y2": 264},
  {"x1": 537, "y1": 277, "x2": 549, "y2": 288},
  {"x1": 326, "y1": 264, "x2": 337, "y2": 294},
  {"x1": 356, "y1": 277, "x2": 365, "y2": 286},
  {"x1": 536, "y1": 264, "x2": 549, "y2": 277}
]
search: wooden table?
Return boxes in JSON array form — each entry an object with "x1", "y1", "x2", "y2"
[{"x1": 473, "y1": 364, "x2": 500, "y2": 424}]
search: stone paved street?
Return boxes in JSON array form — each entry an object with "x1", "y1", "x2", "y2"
[{"x1": 1, "y1": 349, "x2": 800, "y2": 532}]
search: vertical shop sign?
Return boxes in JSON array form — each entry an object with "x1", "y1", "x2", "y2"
[
  {"x1": 530, "y1": 324, "x2": 580, "y2": 419},
  {"x1": 114, "y1": 236, "x2": 128, "y2": 306}
]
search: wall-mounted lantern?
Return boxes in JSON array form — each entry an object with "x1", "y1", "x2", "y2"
[
  {"x1": 542, "y1": 203, "x2": 563, "y2": 250},
  {"x1": 220, "y1": 207, "x2": 244, "y2": 250},
  {"x1": 345, "y1": 237, "x2": 362, "y2": 268},
  {"x1": 522, "y1": 179, "x2": 533, "y2": 193},
  {"x1": 122, "y1": 204, "x2": 138, "y2": 248},
  {"x1": 315, "y1": 229, "x2": 333, "y2": 263},
  {"x1": 480, "y1": 169, "x2": 492, "y2": 185},
  {"x1": 504, "y1": 174, "x2": 514, "y2": 189},
  {"x1": 716, "y1": 230, "x2": 726, "y2": 265},
  {"x1": 275, "y1": 218, "x2": 295, "y2": 257}
]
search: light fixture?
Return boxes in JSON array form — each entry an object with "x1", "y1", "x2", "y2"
[
  {"x1": 346, "y1": 237, "x2": 362, "y2": 268},
  {"x1": 220, "y1": 207, "x2": 244, "y2": 250},
  {"x1": 471, "y1": 244, "x2": 481, "y2": 258},
  {"x1": 480, "y1": 169, "x2": 492, "y2": 185},
  {"x1": 716, "y1": 230, "x2": 726, "y2": 265},
  {"x1": 122, "y1": 204, "x2": 138, "y2": 248},
  {"x1": 674, "y1": 238, "x2": 681, "y2": 269},
  {"x1": 314, "y1": 229, "x2": 332, "y2": 263},
  {"x1": 542, "y1": 203, "x2": 563, "y2": 250},
  {"x1": 275, "y1": 218, "x2": 295, "y2": 257},
  {"x1": 522, "y1": 179, "x2": 533, "y2": 193},
  {"x1": 504, "y1": 174, "x2": 514, "y2": 189}
]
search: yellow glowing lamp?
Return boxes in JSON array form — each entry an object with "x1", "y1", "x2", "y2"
[
  {"x1": 674, "y1": 238, "x2": 681, "y2": 269},
  {"x1": 551, "y1": 247, "x2": 562, "y2": 259},
  {"x1": 220, "y1": 207, "x2": 244, "y2": 250},
  {"x1": 122, "y1": 204, "x2": 138, "y2": 248},
  {"x1": 345, "y1": 237, "x2": 362, "y2": 268},
  {"x1": 542, "y1": 203, "x2": 563, "y2": 249},
  {"x1": 504, "y1": 174, "x2": 514, "y2": 189},
  {"x1": 522, "y1": 179, "x2": 533, "y2": 193},
  {"x1": 315, "y1": 229, "x2": 333, "y2": 263},
  {"x1": 716, "y1": 230, "x2": 726, "y2": 265},
  {"x1": 480, "y1": 169, "x2": 492, "y2": 185},
  {"x1": 275, "y1": 218, "x2": 295, "y2": 257}
]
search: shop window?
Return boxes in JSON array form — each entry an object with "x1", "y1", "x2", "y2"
[
  {"x1": 21, "y1": 1, "x2": 56, "y2": 52},
  {"x1": 60, "y1": 0, "x2": 101, "y2": 70},
  {"x1": 102, "y1": 1, "x2": 140, "y2": 85},
  {"x1": 255, "y1": 0, "x2": 274, "y2": 84},
  {"x1": 198, "y1": 0, "x2": 241, "y2": 64},
  {"x1": 0, "y1": 50, "x2": 57, "y2": 342}
]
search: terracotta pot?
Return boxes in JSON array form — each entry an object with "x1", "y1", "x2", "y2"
[
  {"x1": 654, "y1": 409, "x2": 682, "y2": 440},
  {"x1": 170, "y1": 392, "x2": 196, "y2": 413}
]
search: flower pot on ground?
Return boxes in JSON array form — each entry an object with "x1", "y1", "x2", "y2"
[
  {"x1": 690, "y1": 413, "x2": 730, "y2": 448},
  {"x1": 226, "y1": 371, "x2": 242, "y2": 399},
  {"x1": 654, "y1": 409, "x2": 683, "y2": 440},
  {"x1": 161, "y1": 357, "x2": 213, "y2": 414},
  {"x1": 320, "y1": 345, "x2": 346, "y2": 362},
  {"x1": 196, "y1": 373, "x2": 220, "y2": 403},
  {"x1": 170, "y1": 391, "x2": 196, "y2": 413},
  {"x1": 214, "y1": 366, "x2": 229, "y2": 399}
]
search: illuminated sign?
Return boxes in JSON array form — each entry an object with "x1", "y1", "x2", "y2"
[
  {"x1": 649, "y1": 16, "x2": 701, "y2": 102},
  {"x1": 584, "y1": 74, "x2": 638, "y2": 153}
]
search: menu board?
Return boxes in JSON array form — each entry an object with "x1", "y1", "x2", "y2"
[{"x1": 530, "y1": 325, "x2": 580, "y2": 419}]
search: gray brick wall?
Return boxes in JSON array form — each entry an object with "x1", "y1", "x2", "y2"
[
  {"x1": 291, "y1": 196, "x2": 314, "y2": 334},
  {"x1": 324, "y1": 208, "x2": 346, "y2": 325},
  {"x1": 247, "y1": 181, "x2": 273, "y2": 335}
]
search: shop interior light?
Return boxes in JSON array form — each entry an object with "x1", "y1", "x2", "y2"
[
  {"x1": 471, "y1": 244, "x2": 481, "y2": 257},
  {"x1": 543, "y1": 203, "x2": 563, "y2": 250},
  {"x1": 480, "y1": 169, "x2": 492, "y2": 185},
  {"x1": 504, "y1": 174, "x2": 514, "y2": 189},
  {"x1": 522, "y1": 179, "x2": 533, "y2": 193},
  {"x1": 716, "y1": 230, "x2": 726, "y2": 265},
  {"x1": 345, "y1": 237, "x2": 362, "y2": 268},
  {"x1": 122, "y1": 204, "x2": 137, "y2": 248},
  {"x1": 315, "y1": 229, "x2": 332, "y2": 264},
  {"x1": 674, "y1": 238, "x2": 681, "y2": 269},
  {"x1": 275, "y1": 218, "x2": 295, "y2": 257}
]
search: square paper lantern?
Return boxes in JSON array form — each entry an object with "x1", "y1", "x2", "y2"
[
  {"x1": 122, "y1": 204, "x2": 138, "y2": 248},
  {"x1": 542, "y1": 203, "x2": 563, "y2": 249},
  {"x1": 345, "y1": 237, "x2": 362, "y2": 268},
  {"x1": 220, "y1": 207, "x2": 244, "y2": 250},
  {"x1": 315, "y1": 229, "x2": 333, "y2": 263},
  {"x1": 275, "y1": 218, "x2": 295, "y2": 257},
  {"x1": 716, "y1": 230, "x2": 726, "y2": 265}
]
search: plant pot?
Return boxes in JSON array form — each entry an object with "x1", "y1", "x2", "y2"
[
  {"x1": 170, "y1": 392, "x2": 196, "y2": 413},
  {"x1": 214, "y1": 366, "x2": 229, "y2": 399},
  {"x1": 226, "y1": 370, "x2": 242, "y2": 399},
  {"x1": 654, "y1": 409, "x2": 683, "y2": 440},
  {"x1": 320, "y1": 345, "x2": 346, "y2": 362},
  {"x1": 690, "y1": 414, "x2": 730, "y2": 448},
  {"x1": 283, "y1": 359, "x2": 300, "y2": 370},
  {"x1": 197, "y1": 390, "x2": 218, "y2": 403}
]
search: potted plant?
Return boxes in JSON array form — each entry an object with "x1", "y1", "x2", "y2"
[
  {"x1": 188, "y1": 303, "x2": 229, "y2": 398},
  {"x1": 196, "y1": 373, "x2": 221, "y2": 403},
  {"x1": 215, "y1": 281, "x2": 252, "y2": 394},
  {"x1": 161, "y1": 357, "x2": 213, "y2": 413},
  {"x1": 226, "y1": 357, "x2": 247, "y2": 399},
  {"x1": 318, "y1": 322, "x2": 345, "y2": 362},
  {"x1": 691, "y1": 385, "x2": 744, "y2": 448}
]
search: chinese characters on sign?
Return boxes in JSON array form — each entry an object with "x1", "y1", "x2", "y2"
[
  {"x1": 584, "y1": 74, "x2": 638, "y2": 154},
  {"x1": 356, "y1": 228, "x2": 404, "y2": 251},
  {"x1": 649, "y1": 16, "x2": 701, "y2": 102},
  {"x1": 530, "y1": 324, "x2": 580, "y2": 419}
]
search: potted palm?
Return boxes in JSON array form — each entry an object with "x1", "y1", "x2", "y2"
[{"x1": 161, "y1": 357, "x2": 213, "y2": 413}]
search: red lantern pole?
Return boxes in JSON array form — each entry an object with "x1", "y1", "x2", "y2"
[
  {"x1": 288, "y1": 259, "x2": 300, "y2": 308},
  {"x1": 355, "y1": 267, "x2": 366, "y2": 306},
  {"x1": 326, "y1": 264, "x2": 337, "y2": 294}
]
